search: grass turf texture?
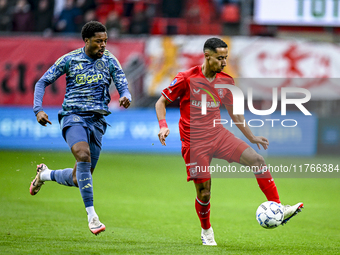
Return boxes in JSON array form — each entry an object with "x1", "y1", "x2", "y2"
[{"x1": 0, "y1": 151, "x2": 339, "y2": 254}]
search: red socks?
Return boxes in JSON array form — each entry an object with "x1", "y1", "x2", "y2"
[
  {"x1": 195, "y1": 197, "x2": 211, "y2": 229},
  {"x1": 195, "y1": 166, "x2": 279, "y2": 230},
  {"x1": 255, "y1": 166, "x2": 281, "y2": 203}
]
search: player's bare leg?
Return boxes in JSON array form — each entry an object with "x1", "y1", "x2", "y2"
[
  {"x1": 240, "y1": 147, "x2": 280, "y2": 203},
  {"x1": 195, "y1": 179, "x2": 211, "y2": 202},
  {"x1": 239, "y1": 147, "x2": 265, "y2": 169},
  {"x1": 194, "y1": 179, "x2": 216, "y2": 246},
  {"x1": 240, "y1": 147, "x2": 303, "y2": 224}
]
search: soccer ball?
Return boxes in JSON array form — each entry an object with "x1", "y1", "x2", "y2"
[{"x1": 256, "y1": 201, "x2": 283, "y2": 229}]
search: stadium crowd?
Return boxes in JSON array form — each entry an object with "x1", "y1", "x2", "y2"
[{"x1": 0, "y1": 0, "x2": 242, "y2": 36}]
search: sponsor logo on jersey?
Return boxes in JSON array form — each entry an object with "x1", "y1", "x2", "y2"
[
  {"x1": 199, "y1": 87, "x2": 218, "y2": 105},
  {"x1": 193, "y1": 89, "x2": 200, "y2": 94},
  {"x1": 191, "y1": 100, "x2": 220, "y2": 108},
  {"x1": 76, "y1": 74, "x2": 103, "y2": 84},
  {"x1": 95, "y1": 60, "x2": 105, "y2": 71},
  {"x1": 74, "y1": 64, "x2": 83, "y2": 70},
  {"x1": 170, "y1": 78, "x2": 177, "y2": 86}
]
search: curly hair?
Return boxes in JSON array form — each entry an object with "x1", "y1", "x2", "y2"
[
  {"x1": 81, "y1": 21, "x2": 107, "y2": 41},
  {"x1": 203, "y1": 38, "x2": 228, "y2": 53}
]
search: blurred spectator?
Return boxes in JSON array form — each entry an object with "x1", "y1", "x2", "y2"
[
  {"x1": 223, "y1": 0, "x2": 240, "y2": 3},
  {"x1": 123, "y1": 1, "x2": 134, "y2": 17},
  {"x1": 185, "y1": 0, "x2": 215, "y2": 24},
  {"x1": 129, "y1": 10, "x2": 149, "y2": 35},
  {"x1": 76, "y1": 0, "x2": 97, "y2": 31},
  {"x1": 161, "y1": 0, "x2": 183, "y2": 18},
  {"x1": 80, "y1": 9, "x2": 97, "y2": 27},
  {"x1": 76, "y1": 0, "x2": 96, "y2": 14},
  {"x1": 212, "y1": 0, "x2": 223, "y2": 14},
  {"x1": 34, "y1": 0, "x2": 54, "y2": 32},
  {"x1": 185, "y1": 1, "x2": 200, "y2": 23},
  {"x1": 12, "y1": 0, "x2": 34, "y2": 32},
  {"x1": 0, "y1": 0, "x2": 11, "y2": 31},
  {"x1": 55, "y1": 0, "x2": 82, "y2": 33},
  {"x1": 105, "y1": 10, "x2": 123, "y2": 38},
  {"x1": 54, "y1": 0, "x2": 65, "y2": 19}
]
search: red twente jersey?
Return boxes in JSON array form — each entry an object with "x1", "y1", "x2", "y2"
[{"x1": 162, "y1": 65, "x2": 235, "y2": 146}]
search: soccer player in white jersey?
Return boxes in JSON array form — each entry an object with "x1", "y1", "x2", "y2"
[{"x1": 30, "y1": 21, "x2": 131, "y2": 235}]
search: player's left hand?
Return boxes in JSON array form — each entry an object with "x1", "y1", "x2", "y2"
[
  {"x1": 249, "y1": 136, "x2": 269, "y2": 150},
  {"x1": 119, "y1": 96, "x2": 130, "y2": 108}
]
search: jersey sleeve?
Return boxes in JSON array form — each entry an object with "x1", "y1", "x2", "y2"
[
  {"x1": 108, "y1": 53, "x2": 131, "y2": 102},
  {"x1": 33, "y1": 54, "x2": 69, "y2": 115},
  {"x1": 161, "y1": 73, "x2": 186, "y2": 102}
]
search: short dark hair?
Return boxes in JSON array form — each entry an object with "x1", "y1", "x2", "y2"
[
  {"x1": 203, "y1": 38, "x2": 228, "y2": 53},
  {"x1": 81, "y1": 21, "x2": 107, "y2": 41}
]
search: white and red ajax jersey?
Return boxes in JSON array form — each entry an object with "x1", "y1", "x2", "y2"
[{"x1": 162, "y1": 66, "x2": 235, "y2": 146}]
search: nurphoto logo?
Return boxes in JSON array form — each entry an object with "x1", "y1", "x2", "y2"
[{"x1": 200, "y1": 84, "x2": 311, "y2": 128}]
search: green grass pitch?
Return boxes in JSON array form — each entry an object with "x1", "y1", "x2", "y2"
[{"x1": 0, "y1": 151, "x2": 339, "y2": 254}]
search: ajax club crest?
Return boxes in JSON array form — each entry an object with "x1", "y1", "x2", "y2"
[{"x1": 95, "y1": 60, "x2": 105, "y2": 71}]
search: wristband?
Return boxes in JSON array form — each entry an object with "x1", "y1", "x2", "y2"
[{"x1": 159, "y1": 119, "x2": 168, "y2": 129}]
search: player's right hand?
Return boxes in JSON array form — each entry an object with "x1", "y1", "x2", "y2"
[
  {"x1": 36, "y1": 111, "x2": 52, "y2": 126},
  {"x1": 158, "y1": 127, "x2": 170, "y2": 146},
  {"x1": 249, "y1": 136, "x2": 269, "y2": 150}
]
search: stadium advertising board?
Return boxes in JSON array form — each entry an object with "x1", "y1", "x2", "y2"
[
  {"x1": 144, "y1": 36, "x2": 235, "y2": 96},
  {"x1": 0, "y1": 107, "x2": 317, "y2": 156},
  {"x1": 230, "y1": 37, "x2": 340, "y2": 78},
  {"x1": 0, "y1": 107, "x2": 181, "y2": 153},
  {"x1": 317, "y1": 117, "x2": 340, "y2": 154},
  {"x1": 0, "y1": 37, "x2": 144, "y2": 106},
  {"x1": 2, "y1": 36, "x2": 340, "y2": 102},
  {"x1": 145, "y1": 36, "x2": 340, "y2": 100},
  {"x1": 254, "y1": 0, "x2": 340, "y2": 26}
]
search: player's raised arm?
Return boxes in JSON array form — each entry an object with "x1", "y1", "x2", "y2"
[
  {"x1": 225, "y1": 105, "x2": 269, "y2": 150},
  {"x1": 155, "y1": 95, "x2": 171, "y2": 146}
]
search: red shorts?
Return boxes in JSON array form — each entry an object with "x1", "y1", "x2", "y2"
[{"x1": 181, "y1": 129, "x2": 250, "y2": 183}]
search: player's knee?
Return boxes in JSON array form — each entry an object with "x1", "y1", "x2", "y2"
[
  {"x1": 251, "y1": 154, "x2": 265, "y2": 167},
  {"x1": 71, "y1": 141, "x2": 91, "y2": 162},
  {"x1": 73, "y1": 147, "x2": 91, "y2": 162},
  {"x1": 199, "y1": 189, "x2": 211, "y2": 202},
  {"x1": 78, "y1": 152, "x2": 91, "y2": 162}
]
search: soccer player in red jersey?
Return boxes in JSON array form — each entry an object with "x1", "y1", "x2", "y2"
[{"x1": 155, "y1": 38, "x2": 303, "y2": 245}]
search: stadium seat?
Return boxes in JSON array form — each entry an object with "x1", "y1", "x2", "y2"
[
  {"x1": 221, "y1": 3, "x2": 240, "y2": 23},
  {"x1": 150, "y1": 18, "x2": 187, "y2": 35}
]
